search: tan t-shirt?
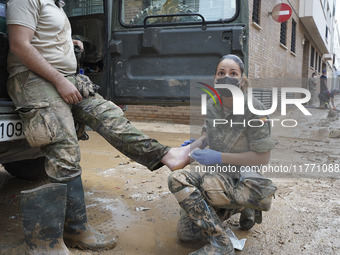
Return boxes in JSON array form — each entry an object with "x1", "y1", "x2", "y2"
[{"x1": 6, "y1": 0, "x2": 77, "y2": 77}]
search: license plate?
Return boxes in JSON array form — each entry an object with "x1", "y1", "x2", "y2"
[{"x1": 0, "y1": 119, "x2": 25, "y2": 142}]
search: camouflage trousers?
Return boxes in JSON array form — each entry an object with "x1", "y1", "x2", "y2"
[
  {"x1": 168, "y1": 167, "x2": 276, "y2": 241},
  {"x1": 7, "y1": 71, "x2": 170, "y2": 182}
]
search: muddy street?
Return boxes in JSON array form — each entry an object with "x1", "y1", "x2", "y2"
[{"x1": 1, "y1": 107, "x2": 340, "y2": 255}]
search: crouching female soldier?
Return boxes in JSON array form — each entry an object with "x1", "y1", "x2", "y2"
[{"x1": 168, "y1": 55, "x2": 277, "y2": 255}]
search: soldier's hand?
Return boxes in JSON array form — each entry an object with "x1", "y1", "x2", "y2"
[
  {"x1": 190, "y1": 148, "x2": 222, "y2": 165},
  {"x1": 55, "y1": 78, "x2": 82, "y2": 104}
]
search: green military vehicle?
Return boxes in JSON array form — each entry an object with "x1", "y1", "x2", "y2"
[{"x1": 0, "y1": 0, "x2": 249, "y2": 179}]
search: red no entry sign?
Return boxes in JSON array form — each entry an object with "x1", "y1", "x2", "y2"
[{"x1": 271, "y1": 3, "x2": 292, "y2": 23}]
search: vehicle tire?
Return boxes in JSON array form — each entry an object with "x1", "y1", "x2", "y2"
[
  {"x1": 130, "y1": 4, "x2": 200, "y2": 25},
  {"x1": 3, "y1": 157, "x2": 47, "y2": 180}
]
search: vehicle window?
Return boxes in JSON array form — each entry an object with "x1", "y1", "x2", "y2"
[
  {"x1": 63, "y1": 0, "x2": 104, "y2": 17},
  {"x1": 121, "y1": 0, "x2": 237, "y2": 26}
]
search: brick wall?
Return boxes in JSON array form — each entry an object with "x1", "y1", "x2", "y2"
[
  {"x1": 248, "y1": 1, "x2": 305, "y2": 84},
  {"x1": 124, "y1": 105, "x2": 192, "y2": 124},
  {"x1": 248, "y1": 0, "x2": 326, "y2": 92}
]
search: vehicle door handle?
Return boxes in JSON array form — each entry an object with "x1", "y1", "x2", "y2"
[{"x1": 109, "y1": 40, "x2": 122, "y2": 56}]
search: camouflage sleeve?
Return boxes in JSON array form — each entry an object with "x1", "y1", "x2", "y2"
[{"x1": 247, "y1": 115, "x2": 274, "y2": 153}]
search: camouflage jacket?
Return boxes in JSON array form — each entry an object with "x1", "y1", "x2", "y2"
[{"x1": 203, "y1": 95, "x2": 274, "y2": 155}]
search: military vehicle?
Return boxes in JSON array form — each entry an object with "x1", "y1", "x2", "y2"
[{"x1": 0, "y1": 0, "x2": 249, "y2": 179}]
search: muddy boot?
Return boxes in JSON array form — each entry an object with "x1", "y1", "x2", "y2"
[
  {"x1": 239, "y1": 208, "x2": 255, "y2": 231},
  {"x1": 63, "y1": 176, "x2": 117, "y2": 251},
  {"x1": 180, "y1": 191, "x2": 235, "y2": 255},
  {"x1": 177, "y1": 208, "x2": 206, "y2": 243},
  {"x1": 21, "y1": 183, "x2": 73, "y2": 255}
]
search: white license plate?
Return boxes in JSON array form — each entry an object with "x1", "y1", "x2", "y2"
[{"x1": 0, "y1": 120, "x2": 25, "y2": 142}]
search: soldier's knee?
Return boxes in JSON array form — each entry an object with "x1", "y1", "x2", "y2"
[
  {"x1": 168, "y1": 171, "x2": 189, "y2": 193},
  {"x1": 96, "y1": 100, "x2": 128, "y2": 127},
  {"x1": 99, "y1": 100, "x2": 124, "y2": 118},
  {"x1": 168, "y1": 171, "x2": 182, "y2": 193}
]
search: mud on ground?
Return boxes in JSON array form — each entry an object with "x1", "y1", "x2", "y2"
[{"x1": 1, "y1": 107, "x2": 340, "y2": 255}]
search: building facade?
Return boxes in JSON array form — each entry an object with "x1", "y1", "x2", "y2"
[
  {"x1": 331, "y1": 15, "x2": 340, "y2": 89},
  {"x1": 248, "y1": 0, "x2": 338, "y2": 92}
]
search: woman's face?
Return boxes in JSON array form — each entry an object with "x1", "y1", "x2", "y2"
[
  {"x1": 215, "y1": 58, "x2": 242, "y2": 81},
  {"x1": 215, "y1": 58, "x2": 243, "y2": 101}
]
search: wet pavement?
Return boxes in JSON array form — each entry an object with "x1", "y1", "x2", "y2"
[{"x1": 1, "y1": 104, "x2": 340, "y2": 254}]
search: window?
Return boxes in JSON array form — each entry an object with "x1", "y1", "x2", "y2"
[
  {"x1": 63, "y1": 0, "x2": 103, "y2": 17},
  {"x1": 252, "y1": 0, "x2": 261, "y2": 24},
  {"x1": 310, "y1": 46, "x2": 315, "y2": 68},
  {"x1": 122, "y1": 0, "x2": 238, "y2": 26},
  {"x1": 280, "y1": 21, "x2": 287, "y2": 46},
  {"x1": 326, "y1": 26, "x2": 329, "y2": 39},
  {"x1": 318, "y1": 56, "x2": 321, "y2": 72},
  {"x1": 290, "y1": 19, "x2": 296, "y2": 53},
  {"x1": 315, "y1": 53, "x2": 318, "y2": 72}
]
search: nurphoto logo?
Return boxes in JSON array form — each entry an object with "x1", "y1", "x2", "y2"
[{"x1": 198, "y1": 83, "x2": 312, "y2": 128}]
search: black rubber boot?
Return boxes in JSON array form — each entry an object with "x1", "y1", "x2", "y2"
[
  {"x1": 239, "y1": 208, "x2": 255, "y2": 231},
  {"x1": 180, "y1": 191, "x2": 235, "y2": 255},
  {"x1": 63, "y1": 176, "x2": 117, "y2": 251},
  {"x1": 21, "y1": 183, "x2": 73, "y2": 255}
]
